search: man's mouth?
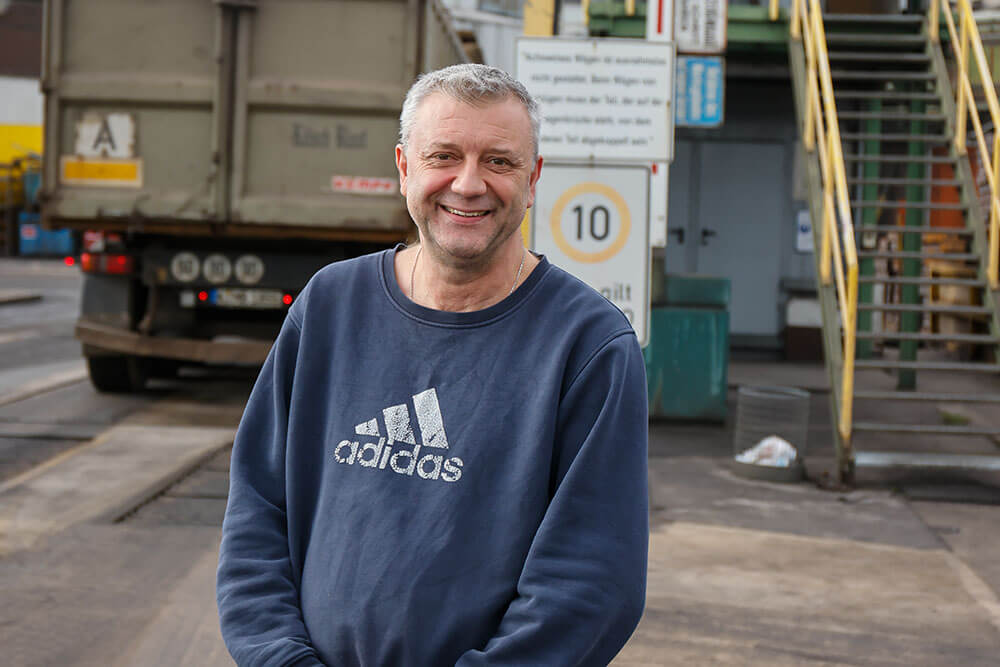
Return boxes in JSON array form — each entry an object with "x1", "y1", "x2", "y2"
[{"x1": 441, "y1": 205, "x2": 489, "y2": 218}]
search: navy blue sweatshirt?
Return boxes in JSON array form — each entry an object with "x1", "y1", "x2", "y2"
[{"x1": 217, "y1": 248, "x2": 649, "y2": 666}]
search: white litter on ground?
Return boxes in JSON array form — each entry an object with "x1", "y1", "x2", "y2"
[{"x1": 735, "y1": 435, "x2": 799, "y2": 467}]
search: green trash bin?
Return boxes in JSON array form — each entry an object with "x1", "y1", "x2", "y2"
[{"x1": 643, "y1": 274, "x2": 730, "y2": 421}]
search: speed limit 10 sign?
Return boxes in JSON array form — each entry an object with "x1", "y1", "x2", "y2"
[{"x1": 532, "y1": 164, "x2": 650, "y2": 347}]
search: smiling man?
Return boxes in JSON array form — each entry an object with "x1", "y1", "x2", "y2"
[{"x1": 217, "y1": 64, "x2": 649, "y2": 667}]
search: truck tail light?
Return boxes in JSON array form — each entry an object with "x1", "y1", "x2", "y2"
[
  {"x1": 105, "y1": 254, "x2": 133, "y2": 274},
  {"x1": 80, "y1": 252, "x2": 135, "y2": 275}
]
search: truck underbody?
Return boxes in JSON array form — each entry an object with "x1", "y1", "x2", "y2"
[{"x1": 75, "y1": 232, "x2": 401, "y2": 392}]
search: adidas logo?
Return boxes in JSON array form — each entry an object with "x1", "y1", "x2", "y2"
[{"x1": 333, "y1": 388, "x2": 464, "y2": 483}]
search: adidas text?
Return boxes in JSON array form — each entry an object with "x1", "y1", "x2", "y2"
[{"x1": 334, "y1": 438, "x2": 464, "y2": 483}]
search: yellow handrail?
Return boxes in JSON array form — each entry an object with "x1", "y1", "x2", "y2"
[
  {"x1": 932, "y1": 0, "x2": 1000, "y2": 290},
  {"x1": 773, "y1": 0, "x2": 859, "y2": 447}
]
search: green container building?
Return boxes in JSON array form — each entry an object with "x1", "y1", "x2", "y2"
[{"x1": 644, "y1": 274, "x2": 730, "y2": 421}]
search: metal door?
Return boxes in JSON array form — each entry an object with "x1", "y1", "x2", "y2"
[
  {"x1": 665, "y1": 139, "x2": 695, "y2": 274},
  {"x1": 42, "y1": 0, "x2": 467, "y2": 236},
  {"x1": 226, "y1": 0, "x2": 467, "y2": 235},
  {"x1": 695, "y1": 141, "x2": 784, "y2": 337},
  {"x1": 42, "y1": 0, "x2": 223, "y2": 225}
]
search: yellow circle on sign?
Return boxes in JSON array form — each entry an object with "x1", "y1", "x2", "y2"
[{"x1": 550, "y1": 182, "x2": 631, "y2": 264}]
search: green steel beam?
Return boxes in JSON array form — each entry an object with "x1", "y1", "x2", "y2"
[
  {"x1": 588, "y1": 2, "x2": 789, "y2": 46},
  {"x1": 898, "y1": 98, "x2": 926, "y2": 390},
  {"x1": 857, "y1": 100, "x2": 881, "y2": 359}
]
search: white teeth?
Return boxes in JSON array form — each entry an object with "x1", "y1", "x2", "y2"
[{"x1": 443, "y1": 206, "x2": 487, "y2": 217}]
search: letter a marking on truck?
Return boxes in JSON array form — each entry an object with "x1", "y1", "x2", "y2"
[{"x1": 93, "y1": 118, "x2": 117, "y2": 153}]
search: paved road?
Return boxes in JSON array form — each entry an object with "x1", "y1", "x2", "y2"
[
  {"x1": 0, "y1": 259, "x2": 82, "y2": 376},
  {"x1": 1, "y1": 258, "x2": 999, "y2": 666}
]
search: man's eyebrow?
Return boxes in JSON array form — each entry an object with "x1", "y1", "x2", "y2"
[{"x1": 422, "y1": 142, "x2": 522, "y2": 158}]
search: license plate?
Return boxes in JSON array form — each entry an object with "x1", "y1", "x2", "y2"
[{"x1": 212, "y1": 288, "x2": 283, "y2": 309}]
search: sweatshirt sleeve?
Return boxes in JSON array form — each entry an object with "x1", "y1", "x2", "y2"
[
  {"x1": 216, "y1": 314, "x2": 325, "y2": 667},
  {"x1": 456, "y1": 331, "x2": 649, "y2": 667}
]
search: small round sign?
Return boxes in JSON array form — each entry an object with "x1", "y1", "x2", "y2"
[
  {"x1": 170, "y1": 252, "x2": 200, "y2": 283},
  {"x1": 202, "y1": 253, "x2": 233, "y2": 284},
  {"x1": 234, "y1": 254, "x2": 265, "y2": 285},
  {"x1": 549, "y1": 182, "x2": 631, "y2": 264}
]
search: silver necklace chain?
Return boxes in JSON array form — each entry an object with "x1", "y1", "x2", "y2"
[{"x1": 410, "y1": 245, "x2": 526, "y2": 301}]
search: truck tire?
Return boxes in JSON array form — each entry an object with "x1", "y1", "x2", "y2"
[
  {"x1": 86, "y1": 355, "x2": 148, "y2": 393},
  {"x1": 147, "y1": 357, "x2": 181, "y2": 379}
]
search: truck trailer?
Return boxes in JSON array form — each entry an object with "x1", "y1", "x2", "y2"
[{"x1": 39, "y1": 0, "x2": 468, "y2": 391}]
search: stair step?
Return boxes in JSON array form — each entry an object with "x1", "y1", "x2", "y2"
[
  {"x1": 848, "y1": 177, "x2": 962, "y2": 186},
  {"x1": 857, "y1": 302, "x2": 990, "y2": 315},
  {"x1": 853, "y1": 423, "x2": 1000, "y2": 435},
  {"x1": 851, "y1": 200, "x2": 966, "y2": 210},
  {"x1": 855, "y1": 390, "x2": 1000, "y2": 402},
  {"x1": 855, "y1": 359, "x2": 1000, "y2": 371},
  {"x1": 836, "y1": 91, "x2": 940, "y2": 101},
  {"x1": 844, "y1": 153, "x2": 955, "y2": 163},
  {"x1": 839, "y1": 111, "x2": 946, "y2": 121},
  {"x1": 826, "y1": 33, "x2": 926, "y2": 46},
  {"x1": 823, "y1": 13, "x2": 924, "y2": 22},
  {"x1": 855, "y1": 225, "x2": 973, "y2": 234},
  {"x1": 841, "y1": 133, "x2": 949, "y2": 142},
  {"x1": 975, "y1": 100, "x2": 998, "y2": 114},
  {"x1": 832, "y1": 70, "x2": 936, "y2": 81},
  {"x1": 855, "y1": 331, "x2": 1000, "y2": 343},
  {"x1": 856, "y1": 251, "x2": 979, "y2": 261},
  {"x1": 855, "y1": 452, "x2": 1000, "y2": 471},
  {"x1": 828, "y1": 51, "x2": 930, "y2": 63},
  {"x1": 858, "y1": 275, "x2": 985, "y2": 286}
]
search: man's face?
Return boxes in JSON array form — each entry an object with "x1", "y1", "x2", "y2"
[{"x1": 395, "y1": 92, "x2": 542, "y2": 270}]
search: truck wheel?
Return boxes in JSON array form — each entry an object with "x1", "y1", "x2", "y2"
[
  {"x1": 147, "y1": 357, "x2": 181, "y2": 379},
  {"x1": 86, "y1": 355, "x2": 148, "y2": 393}
]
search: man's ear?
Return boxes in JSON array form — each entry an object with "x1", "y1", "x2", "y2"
[
  {"x1": 395, "y1": 145, "x2": 408, "y2": 196},
  {"x1": 525, "y1": 156, "x2": 543, "y2": 208}
]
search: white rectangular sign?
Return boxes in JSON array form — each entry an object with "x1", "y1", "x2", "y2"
[
  {"x1": 675, "y1": 0, "x2": 727, "y2": 54},
  {"x1": 796, "y1": 209, "x2": 813, "y2": 253},
  {"x1": 532, "y1": 164, "x2": 650, "y2": 346},
  {"x1": 516, "y1": 38, "x2": 674, "y2": 162},
  {"x1": 645, "y1": 0, "x2": 674, "y2": 43},
  {"x1": 74, "y1": 112, "x2": 136, "y2": 159}
]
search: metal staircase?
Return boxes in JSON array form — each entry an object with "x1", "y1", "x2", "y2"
[{"x1": 784, "y1": 1, "x2": 1000, "y2": 484}]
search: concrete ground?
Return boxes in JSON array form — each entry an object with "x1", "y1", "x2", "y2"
[
  {"x1": 1, "y1": 358, "x2": 999, "y2": 665},
  {"x1": 615, "y1": 356, "x2": 1000, "y2": 666}
]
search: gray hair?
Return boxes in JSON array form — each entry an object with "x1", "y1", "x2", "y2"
[{"x1": 399, "y1": 63, "x2": 541, "y2": 159}]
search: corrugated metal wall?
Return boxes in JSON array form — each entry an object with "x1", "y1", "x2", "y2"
[
  {"x1": 0, "y1": 1, "x2": 43, "y2": 163},
  {"x1": 0, "y1": 1, "x2": 42, "y2": 78}
]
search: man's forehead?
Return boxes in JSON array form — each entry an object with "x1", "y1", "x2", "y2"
[
  {"x1": 410, "y1": 92, "x2": 531, "y2": 148},
  {"x1": 415, "y1": 92, "x2": 529, "y2": 126}
]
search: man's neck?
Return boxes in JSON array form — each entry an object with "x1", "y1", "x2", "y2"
[{"x1": 395, "y1": 243, "x2": 537, "y2": 313}]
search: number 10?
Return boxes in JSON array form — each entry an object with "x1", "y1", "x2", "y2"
[{"x1": 572, "y1": 204, "x2": 611, "y2": 241}]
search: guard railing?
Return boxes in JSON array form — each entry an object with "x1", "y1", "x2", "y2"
[
  {"x1": 932, "y1": 0, "x2": 1000, "y2": 290},
  {"x1": 771, "y1": 0, "x2": 859, "y2": 451}
]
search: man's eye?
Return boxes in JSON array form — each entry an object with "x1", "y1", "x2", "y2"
[
  {"x1": 489, "y1": 158, "x2": 510, "y2": 167},
  {"x1": 432, "y1": 153, "x2": 452, "y2": 161}
]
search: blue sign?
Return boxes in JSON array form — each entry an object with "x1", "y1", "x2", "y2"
[{"x1": 675, "y1": 56, "x2": 724, "y2": 128}]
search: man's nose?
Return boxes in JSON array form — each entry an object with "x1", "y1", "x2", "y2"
[{"x1": 450, "y1": 160, "x2": 488, "y2": 198}]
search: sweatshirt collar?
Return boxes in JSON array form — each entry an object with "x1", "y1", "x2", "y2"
[{"x1": 380, "y1": 245, "x2": 550, "y2": 327}]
